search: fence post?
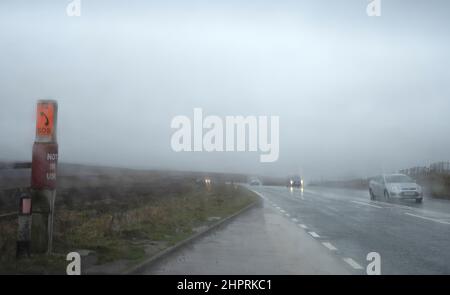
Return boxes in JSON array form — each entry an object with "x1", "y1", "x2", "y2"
[
  {"x1": 30, "y1": 100, "x2": 58, "y2": 254},
  {"x1": 16, "y1": 193, "x2": 32, "y2": 258}
]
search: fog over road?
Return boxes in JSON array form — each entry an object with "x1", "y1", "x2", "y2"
[
  {"x1": 2, "y1": 1, "x2": 450, "y2": 180},
  {"x1": 140, "y1": 185, "x2": 450, "y2": 275}
]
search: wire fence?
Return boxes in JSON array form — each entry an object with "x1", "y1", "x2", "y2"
[
  {"x1": 0, "y1": 212, "x2": 17, "y2": 220},
  {"x1": 0, "y1": 162, "x2": 32, "y2": 170},
  {"x1": 0, "y1": 162, "x2": 31, "y2": 221},
  {"x1": 399, "y1": 161, "x2": 450, "y2": 177}
]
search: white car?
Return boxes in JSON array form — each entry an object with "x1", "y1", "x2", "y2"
[
  {"x1": 369, "y1": 174, "x2": 423, "y2": 203},
  {"x1": 249, "y1": 177, "x2": 262, "y2": 186}
]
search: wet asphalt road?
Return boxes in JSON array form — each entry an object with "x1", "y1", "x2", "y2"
[
  {"x1": 140, "y1": 192, "x2": 352, "y2": 275},
  {"x1": 251, "y1": 185, "x2": 450, "y2": 275},
  {"x1": 139, "y1": 185, "x2": 450, "y2": 275}
]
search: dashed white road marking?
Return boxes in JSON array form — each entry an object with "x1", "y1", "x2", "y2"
[
  {"x1": 322, "y1": 242, "x2": 338, "y2": 251},
  {"x1": 298, "y1": 224, "x2": 308, "y2": 229},
  {"x1": 291, "y1": 218, "x2": 298, "y2": 222},
  {"x1": 285, "y1": 213, "x2": 290, "y2": 217},
  {"x1": 343, "y1": 258, "x2": 363, "y2": 270},
  {"x1": 351, "y1": 200, "x2": 382, "y2": 209},
  {"x1": 404, "y1": 212, "x2": 450, "y2": 225},
  {"x1": 308, "y1": 231, "x2": 320, "y2": 238},
  {"x1": 280, "y1": 209, "x2": 286, "y2": 213}
]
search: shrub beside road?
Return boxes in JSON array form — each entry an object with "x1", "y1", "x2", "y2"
[{"x1": 416, "y1": 174, "x2": 450, "y2": 199}]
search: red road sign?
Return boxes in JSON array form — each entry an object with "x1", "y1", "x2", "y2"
[
  {"x1": 30, "y1": 100, "x2": 59, "y2": 254},
  {"x1": 36, "y1": 100, "x2": 57, "y2": 143},
  {"x1": 31, "y1": 143, "x2": 58, "y2": 190}
]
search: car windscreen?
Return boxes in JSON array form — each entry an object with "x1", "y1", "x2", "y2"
[{"x1": 385, "y1": 175, "x2": 414, "y2": 183}]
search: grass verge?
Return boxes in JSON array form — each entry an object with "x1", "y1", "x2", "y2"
[{"x1": 0, "y1": 179, "x2": 258, "y2": 274}]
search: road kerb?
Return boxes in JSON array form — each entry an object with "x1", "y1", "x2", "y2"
[{"x1": 121, "y1": 194, "x2": 262, "y2": 275}]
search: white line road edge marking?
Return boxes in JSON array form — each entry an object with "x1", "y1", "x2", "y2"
[
  {"x1": 343, "y1": 258, "x2": 363, "y2": 270},
  {"x1": 308, "y1": 231, "x2": 320, "y2": 238},
  {"x1": 299, "y1": 224, "x2": 308, "y2": 229},
  {"x1": 368, "y1": 199, "x2": 450, "y2": 221},
  {"x1": 351, "y1": 200, "x2": 382, "y2": 209},
  {"x1": 322, "y1": 242, "x2": 338, "y2": 251},
  {"x1": 250, "y1": 190, "x2": 263, "y2": 197},
  {"x1": 404, "y1": 212, "x2": 450, "y2": 225}
]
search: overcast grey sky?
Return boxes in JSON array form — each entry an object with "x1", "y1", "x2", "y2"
[{"x1": 1, "y1": 0, "x2": 449, "y2": 180}]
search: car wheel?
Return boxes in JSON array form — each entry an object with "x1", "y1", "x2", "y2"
[
  {"x1": 415, "y1": 198, "x2": 423, "y2": 204},
  {"x1": 384, "y1": 190, "x2": 390, "y2": 201},
  {"x1": 369, "y1": 189, "x2": 375, "y2": 200}
]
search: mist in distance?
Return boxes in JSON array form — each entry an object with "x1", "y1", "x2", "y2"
[{"x1": 1, "y1": 0, "x2": 449, "y2": 181}]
